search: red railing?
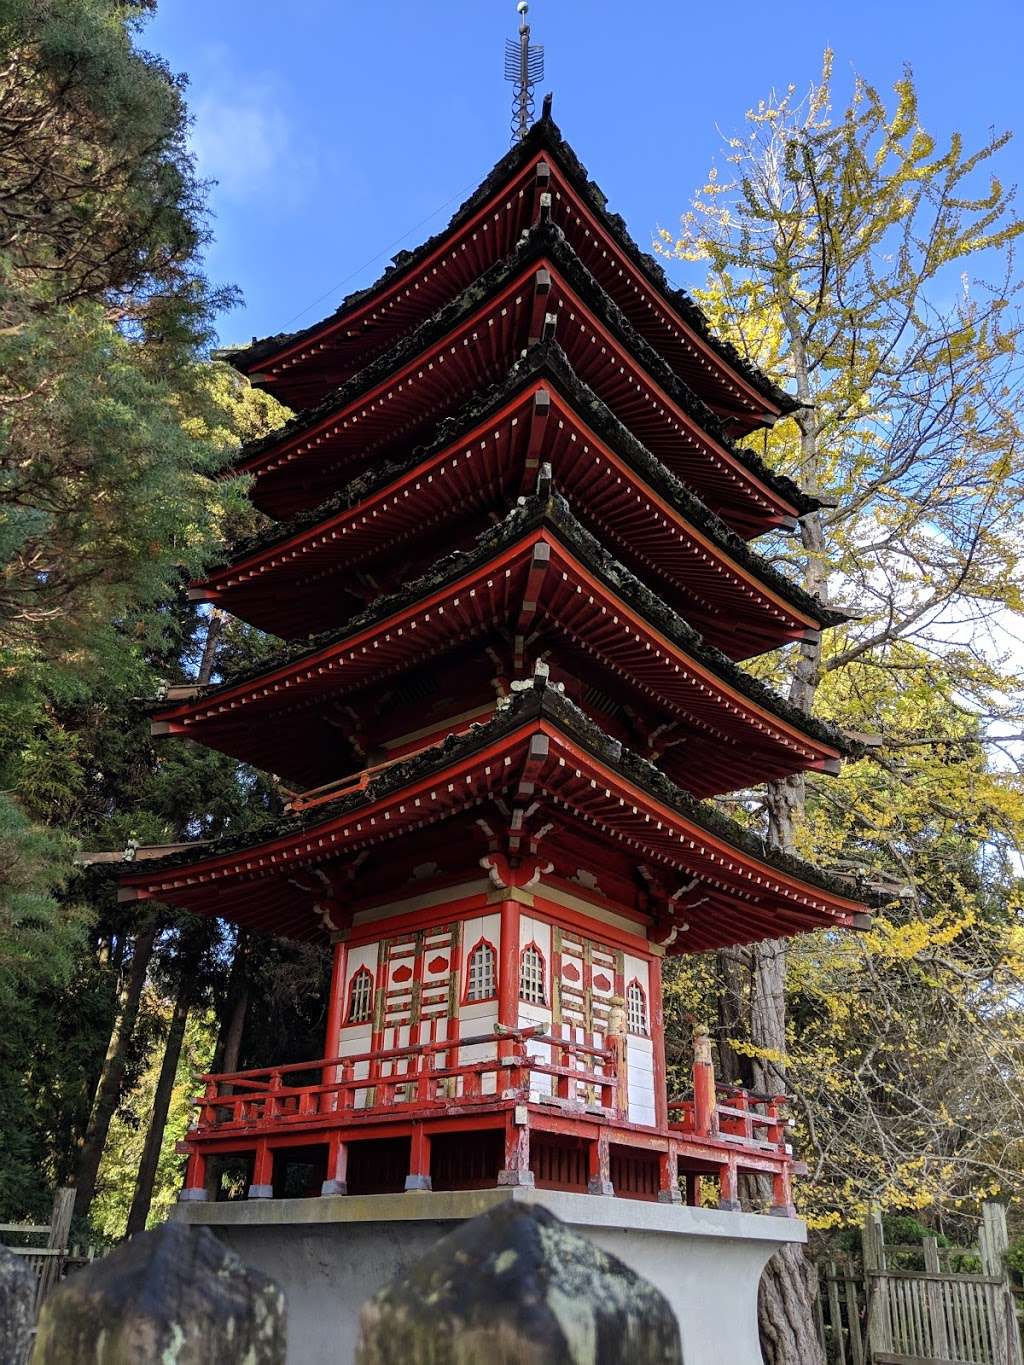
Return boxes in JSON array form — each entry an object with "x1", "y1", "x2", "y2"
[
  {"x1": 669, "y1": 1083, "x2": 788, "y2": 1155},
  {"x1": 191, "y1": 1027, "x2": 619, "y2": 1136}
]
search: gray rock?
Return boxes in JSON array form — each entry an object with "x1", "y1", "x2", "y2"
[
  {"x1": 31, "y1": 1222, "x2": 285, "y2": 1364},
  {"x1": 356, "y1": 1201, "x2": 682, "y2": 1364}
]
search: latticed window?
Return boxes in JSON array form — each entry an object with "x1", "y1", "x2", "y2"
[
  {"x1": 519, "y1": 945, "x2": 546, "y2": 1004},
  {"x1": 347, "y1": 967, "x2": 374, "y2": 1024},
  {"x1": 626, "y1": 980, "x2": 648, "y2": 1035},
  {"x1": 465, "y1": 941, "x2": 496, "y2": 1001}
]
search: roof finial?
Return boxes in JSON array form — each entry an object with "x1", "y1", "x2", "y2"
[{"x1": 504, "y1": 1, "x2": 544, "y2": 144}]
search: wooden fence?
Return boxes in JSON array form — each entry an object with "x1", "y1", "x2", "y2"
[
  {"x1": 817, "y1": 1204, "x2": 1023, "y2": 1365},
  {"x1": 0, "y1": 1188, "x2": 89, "y2": 1317}
]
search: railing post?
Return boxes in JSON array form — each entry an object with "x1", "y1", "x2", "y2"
[
  {"x1": 692, "y1": 1024, "x2": 716, "y2": 1138},
  {"x1": 266, "y1": 1070, "x2": 282, "y2": 1124},
  {"x1": 606, "y1": 999, "x2": 628, "y2": 1119},
  {"x1": 324, "y1": 937, "x2": 348, "y2": 1091},
  {"x1": 405, "y1": 1124, "x2": 432, "y2": 1192},
  {"x1": 770, "y1": 1159, "x2": 795, "y2": 1219}
]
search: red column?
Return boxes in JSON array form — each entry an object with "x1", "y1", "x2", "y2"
[
  {"x1": 657, "y1": 1140, "x2": 682, "y2": 1205},
  {"x1": 649, "y1": 953, "x2": 669, "y2": 1131},
  {"x1": 324, "y1": 938, "x2": 348, "y2": 1079},
  {"x1": 497, "y1": 897, "x2": 521, "y2": 1048},
  {"x1": 179, "y1": 1148, "x2": 208, "y2": 1202},
  {"x1": 321, "y1": 1132, "x2": 348, "y2": 1197},
  {"x1": 249, "y1": 1141, "x2": 274, "y2": 1199},
  {"x1": 587, "y1": 1129, "x2": 613, "y2": 1196},
  {"x1": 406, "y1": 1124, "x2": 432, "y2": 1191}
]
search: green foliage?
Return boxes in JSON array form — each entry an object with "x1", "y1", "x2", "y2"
[{"x1": 91, "y1": 1004, "x2": 217, "y2": 1240}]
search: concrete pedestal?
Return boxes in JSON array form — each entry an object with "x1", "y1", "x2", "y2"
[{"x1": 173, "y1": 1188, "x2": 804, "y2": 1363}]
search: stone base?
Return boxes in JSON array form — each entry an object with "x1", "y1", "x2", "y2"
[
  {"x1": 403, "y1": 1175, "x2": 432, "y2": 1192},
  {"x1": 587, "y1": 1178, "x2": 615, "y2": 1196},
  {"x1": 177, "y1": 1188, "x2": 209, "y2": 1202},
  {"x1": 172, "y1": 1188, "x2": 804, "y2": 1365},
  {"x1": 320, "y1": 1180, "x2": 347, "y2": 1197},
  {"x1": 247, "y1": 1184, "x2": 273, "y2": 1200}
]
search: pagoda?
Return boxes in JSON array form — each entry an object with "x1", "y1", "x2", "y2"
[{"x1": 118, "y1": 102, "x2": 868, "y2": 1217}]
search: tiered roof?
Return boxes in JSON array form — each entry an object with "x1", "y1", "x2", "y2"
[
  {"x1": 193, "y1": 346, "x2": 845, "y2": 656},
  {"x1": 121, "y1": 116, "x2": 868, "y2": 950},
  {"x1": 226, "y1": 114, "x2": 798, "y2": 434}
]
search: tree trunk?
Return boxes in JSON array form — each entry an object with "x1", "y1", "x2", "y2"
[
  {"x1": 196, "y1": 607, "x2": 226, "y2": 687},
  {"x1": 743, "y1": 312, "x2": 828, "y2": 1363},
  {"x1": 125, "y1": 963, "x2": 194, "y2": 1236},
  {"x1": 714, "y1": 948, "x2": 753, "y2": 1089},
  {"x1": 73, "y1": 915, "x2": 159, "y2": 1221}
]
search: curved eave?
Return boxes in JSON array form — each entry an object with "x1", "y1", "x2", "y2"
[
  {"x1": 225, "y1": 118, "x2": 793, "y2": 429},
  {"x1": 193, "y1": 367, "x2": 836, "y2": 657},
  {"x1": 229, "y1": 229, "x2": 813, "y2": 533},
  {"x1": 155, "y1": 502, "x2": 852, "y2": 793},
  {"x1": 122, "y1": 690, "x2": 867, "y2": 953}
]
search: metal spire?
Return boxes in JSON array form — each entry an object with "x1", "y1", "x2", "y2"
[{"x1": 504, "y1": 1, "x2": 544, "y2": 144}]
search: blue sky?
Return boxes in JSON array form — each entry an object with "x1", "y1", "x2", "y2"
[{"x1": 143, "y1": 1, "x2": 1024, "y2": 353}]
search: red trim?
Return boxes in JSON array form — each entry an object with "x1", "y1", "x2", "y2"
[
  {"x1": 461, "y1": 937, "x2": 498, "y2": 1006},
  {"x1": 325, "y1": 940, "x2": 348, "y2": 1058}
]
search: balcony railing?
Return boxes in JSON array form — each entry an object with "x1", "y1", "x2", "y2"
[{"x1": 191, "y1": 1026, "x2": 619, "y2": 1137}]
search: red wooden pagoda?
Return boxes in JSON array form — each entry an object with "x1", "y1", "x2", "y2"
[{"x1": 119, "y1": 110, "x2": 868, "y2": 1213}]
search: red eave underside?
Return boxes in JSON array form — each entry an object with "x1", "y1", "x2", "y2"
[
  {"x1": 196, "y1": 382, "x2": 819, "y2": 653},
  {"x1": 159, "y1": 527, "x2": 840, "y2": 781},
  {"x1": 235, "y1": 261, "x2": 798, "y2": 533},
  {"x1": 121, "y1": 716, "x2": 862, "y2": 951}
]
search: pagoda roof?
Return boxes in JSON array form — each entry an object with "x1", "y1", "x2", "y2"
[
  {"x1": 195, "y1": 343, "x2": 845, "y2": 656},
  {"x1": 154, "y1": 492, "x2": 856, "y2": 795},
  {"x1": 224, "y1": 114, "x2": 797, "y2": 431},
  {"x1": 120, "y1": 681, "x2": 870, "y2": 953},
  {"x1": 230, "y1": 221, "x2": 816, "y2": 533}
]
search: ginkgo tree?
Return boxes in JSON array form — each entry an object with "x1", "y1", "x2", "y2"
[{"x1": 658, "y1": 53, "x2": 1024, "y2": 1365}]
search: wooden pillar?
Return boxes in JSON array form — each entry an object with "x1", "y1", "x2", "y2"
[
  {"x1": 587, "y1": 1129, "x2": 613, "y2": 1196},
  {"x1": 770, "y1": 1161, "x2": 795, "y2": 1218},
  {"x1": 718, "y1": 1155, "x2": 740, "y2": 1212},
  {"x1": 321, "y1": 1132, "x2": 348, "y2": 1197},
  {"x1": 684, "y1": 1172, "x2": 701, "y2": 1208},
  {"x1": 498, "y1": 1107, "x2": 534, "y2": 1187},
  {"x1": 657, "y1": 1141, "x2": 682, "y2": 1205},
  {"x1": 648, "y1": 953, "x2": 669, "y2": 1131},
  {"x1": 179, "y1": 1149, "x2": 208, "y2": 1203},
  {"x1": 406, "y1": 1124, "x2": 432, "y2": 1192},
  {"x1": 248, "y1": 1141, "x2": 274, "y2": 1200}
]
